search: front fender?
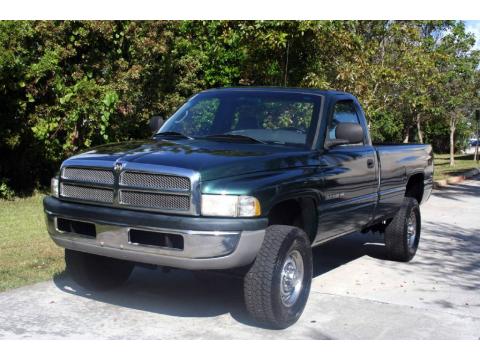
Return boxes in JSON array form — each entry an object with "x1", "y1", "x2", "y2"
[{"x1": 200, "y1": 168, "x2": 324, "y2": 216}]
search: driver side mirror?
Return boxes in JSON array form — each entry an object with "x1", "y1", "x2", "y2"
[
  {"x1": 325, "y1": 122, "x2": 364, "y2": 149},
  {"x1": 149, "y1": 115, "x2": 164, "y2": 133}
]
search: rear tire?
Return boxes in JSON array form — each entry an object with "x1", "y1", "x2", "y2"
[
  {"x1": 384, "y1": 197, "x2": 421, "y2": 262},
  {"x1": 65, "y1": 249, "x2": 134, "y2": 291},
  {"x1": 243, "y1": 225, "x2": 312, "y2": 329}
]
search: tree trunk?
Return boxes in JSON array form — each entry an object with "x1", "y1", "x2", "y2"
[
  {"x1": 403, "y1": 126, "x2": 410, "y2": 143},
  {"x1": 283, "y1": 41, "x2": 289, "y2": 87},
  {"x1": 475, "y1": 140, "x2": 479, "y2": 162},
  {"x1": 449, "y1": 121, "x2": 456, "y2": 167},
  {"x1": 475, "y1": 121, "x2": 479, "y2": 163},
  {"x1": 416, "y1": 113, "x2": 423, "y2": 144},
  {"x1": 72, "y1": 122, "x2": 79, "y2": 152}
]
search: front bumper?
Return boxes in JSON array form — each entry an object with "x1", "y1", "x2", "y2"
[{"x1": 44, "y1": 197, "x2": 267, "y2": 270}]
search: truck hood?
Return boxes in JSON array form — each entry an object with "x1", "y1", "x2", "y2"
[{"x1": 64, "y1": 139, "x2": 318, "y2": 181}]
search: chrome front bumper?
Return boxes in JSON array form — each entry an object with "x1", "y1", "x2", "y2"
[{"x1": 45, "y1": 211, "x2": 265, "y2": 270}]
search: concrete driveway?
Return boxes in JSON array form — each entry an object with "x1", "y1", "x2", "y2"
[{"x1": 1, "y1": 177, "x2": 479, "y2": 339}]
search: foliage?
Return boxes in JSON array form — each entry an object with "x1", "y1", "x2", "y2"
[
  {"x1": 0, "y1": 179, "x2": 15, "y2": 200},
  {"x1": 0, "y1": 20, "x2": 479, "y2": 194}
]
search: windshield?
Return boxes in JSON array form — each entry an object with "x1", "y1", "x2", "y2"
[{"x1": 158, "y1": 91, "x2": 321, "y2": 147}]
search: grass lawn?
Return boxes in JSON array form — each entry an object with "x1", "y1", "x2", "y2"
[
  {"x1": 0, "y1": 193, "x2": 64, "y2": 292},
  {"x1": 433, "y1": 153, "x2": 480, "y2": 181}
]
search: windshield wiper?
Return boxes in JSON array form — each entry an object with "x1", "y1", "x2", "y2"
[
  {"x1": 201, "y1": 134, "x2": 265, "y2": 144},
  {"x1": 153, "y1": 131, "x2": 193, "y2": 140}
]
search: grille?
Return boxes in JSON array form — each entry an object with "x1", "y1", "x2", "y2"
[
  {"x1": 60, "y1": 184, "x2": 114, "y2": 203},
  {"x1": 120, "y1": 171, "x2": 190, "y2": 191},
  {"x1": 119, "y1": 190, "x2": 190, "y2": 210},
  {"x1": 59, "y1": 166, "x2": 194, "y2": 213},
  {"x1": 62, "y1": 167, "x2": 114, "y2": 185}
]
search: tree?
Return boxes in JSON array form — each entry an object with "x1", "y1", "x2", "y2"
[
  {"x1": 432, "y1": 22, "x2": 479, "y2": 166},
  {"x1": 1, "y1": 20, "x2": 479, "y2": 196}
]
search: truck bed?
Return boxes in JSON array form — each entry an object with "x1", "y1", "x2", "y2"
[{"x1": 373, "y1": 143, "x2": 434, "y2": 221}]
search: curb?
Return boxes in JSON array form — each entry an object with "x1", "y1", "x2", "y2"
[{"x1": 433, "y1": 167, "x2": 480, "y2": 189}]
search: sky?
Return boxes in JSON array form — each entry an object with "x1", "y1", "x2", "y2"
[{"x1": 465, "y1": 20, "x2": 480, "y2": 50}]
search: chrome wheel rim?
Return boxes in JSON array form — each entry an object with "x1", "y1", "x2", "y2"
[
  {"x1": 407, "y1": 212, "x2": 417, "y2": 248},
  {"x1": 280, "y1": 249, "x2": 304, "y2": 307}
]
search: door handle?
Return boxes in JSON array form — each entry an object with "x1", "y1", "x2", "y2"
[{"x1": 367, "y1": 159, "x2": 374, "y2": 168}]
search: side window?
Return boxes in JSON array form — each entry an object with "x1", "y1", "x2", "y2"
[{"x1": 326, "y1": 100, "x2": 363, "y2": 144}]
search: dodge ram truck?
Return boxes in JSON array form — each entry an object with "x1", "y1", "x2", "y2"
[{"x1": 44, "y1": 87, "x2": 433, "y2": 329}]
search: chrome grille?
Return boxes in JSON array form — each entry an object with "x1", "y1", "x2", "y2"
[
  {"x1": 59, "y1": 164, "x2": 195, "y2": 214},
  {"x1": 62, "y1": 167, "x2": 114, "y2": 185},
  {"x1": 120, "y1": 171, "x2": 190, "y2": 191},
  {"x1": 119, "y1": 190, "x2": 190, "y2": 210},
  {"x1": 60, "y1": 184, "x2": 114, "y2": 203}
]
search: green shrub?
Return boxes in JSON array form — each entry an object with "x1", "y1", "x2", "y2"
[{"x1": 0, "y1": 180, "x2": 15, "y2": 200}]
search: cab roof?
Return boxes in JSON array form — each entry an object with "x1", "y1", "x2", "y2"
[{"x1": 200, "y1": 87, "x2": 351, "y2": 97}]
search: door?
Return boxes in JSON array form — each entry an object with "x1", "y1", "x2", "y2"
[{"x1": 314, "y1": 99, "x2": 378, "y2": 243}]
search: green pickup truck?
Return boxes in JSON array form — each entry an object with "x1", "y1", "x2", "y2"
[{"x1": 44, "y1": 87, "x2": 433, "y2": 328}]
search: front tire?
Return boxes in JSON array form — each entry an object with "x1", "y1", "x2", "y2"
[
  {"x1": 384, "y1": 197, "x2": 421, "y2": 262},
  {"x1": 243, "y1": 225, "x2": 313, "y2": 329},
  {"x1": 65, "y1": 249, "x2": 134, "y2": 291}
]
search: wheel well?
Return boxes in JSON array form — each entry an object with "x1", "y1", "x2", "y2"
[
  {"x1": 267, "y1": 198, "x2": 317, "y2": 243},
  {"x1": 405, "y1": 173, "x2": 424, "y2": 204}
]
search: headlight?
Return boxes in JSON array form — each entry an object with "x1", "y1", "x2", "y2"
[
  {"x1": 201, "y1": 194, "x2": 261, "y2": 217},
  {"x1": 51, "y1": 177, "x2": 59, "y2": 198}
]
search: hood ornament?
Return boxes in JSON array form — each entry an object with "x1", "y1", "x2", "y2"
[{"x1": 114, "y1": 162, "x2": 124, "y2": 173}]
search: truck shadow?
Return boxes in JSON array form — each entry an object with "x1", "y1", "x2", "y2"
[
  {"x1": 53, "y1": 231, "x2": 386, "y2": 328},
  {"x1": 392, "y1": 220, "x2": 480, "y2": 293},
  {"x1": 312, "y1": 232, "x2": 386, "y2": 277}
]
